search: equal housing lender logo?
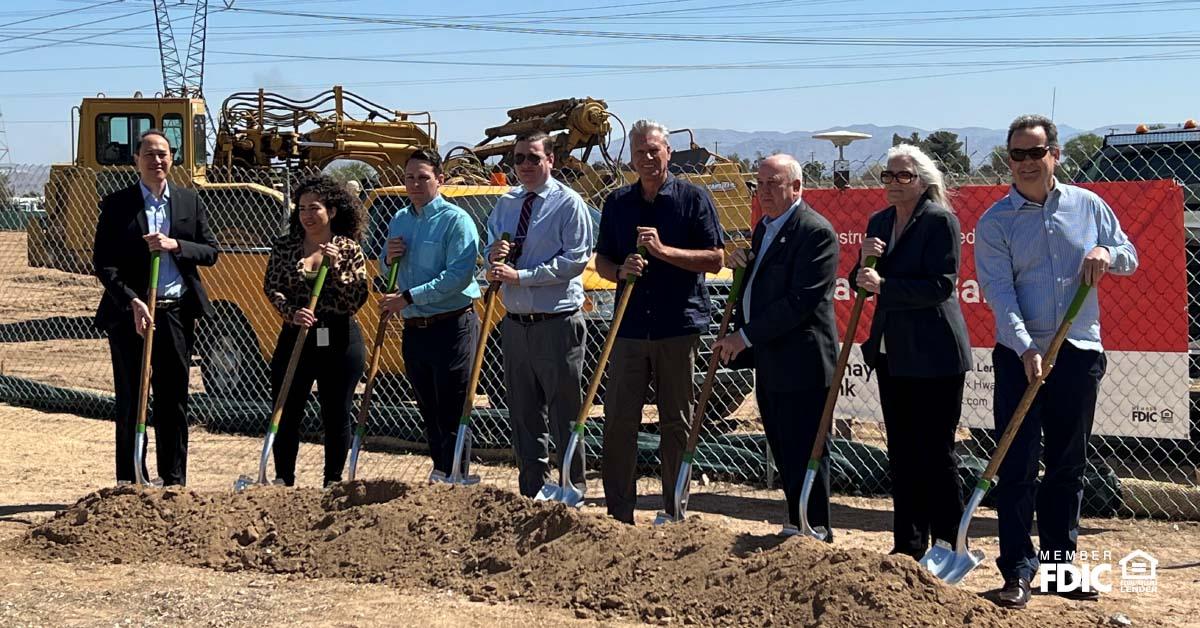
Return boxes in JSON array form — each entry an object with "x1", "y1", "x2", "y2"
[{"x1": 1037, "y1": 549, "x2": 1159, "y2": 594}]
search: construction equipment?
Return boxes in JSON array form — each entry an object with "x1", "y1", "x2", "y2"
[
  {"x1": 654, "y1": 263, "x2": 746, "y2": 525},
  {"x1": 346, "y1": 262, "x2": 400, "y2": 482},
  {"x1": 234, "y1": 257, "x2": 330, "y2": 492},
  {"x1": 922, "y1": 282, "x2": 1092, "y2": 584},
  {"x1": 796, "y1": 257, "x2": 877, "y2": 540},
  {"x1": 432, "y1": 233, "x2": 511, "y2": 486},
  {"x1": 536, "y1": 247, "x2": 647, "y2": 506},
  {"x1": 132, "y1": 252, "x2": 162, "y2": 487}
]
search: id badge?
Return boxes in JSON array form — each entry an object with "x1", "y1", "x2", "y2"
[{"x1": 316, "y1": 326, "x2": 330, "y2": 347}]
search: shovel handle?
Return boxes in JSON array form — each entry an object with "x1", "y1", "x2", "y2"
[
  {"x1": 570, "y1": 246, "x2": 648, "y2": 433},
  {"x1": 134, "y1": 252, "x2": 162, "y2": 432},
  {"x1": 681, "y1": 260, "x2": 748, "y2": 456},
  {"x1": 352, "y1": 260, "x2": 403, "y2": 435},
  {"x1": 459, "y1": 233, "x2": 512, "y2": 426},
  {"x1": 266, "y1": 257, "x2": 332, "y2": 435},
  {"x1": 808, "y1": 256, "x2": 877, "y2": 463},
  {"x1": 981, "y1": 281, "x2": 1091, "y2": 482}
]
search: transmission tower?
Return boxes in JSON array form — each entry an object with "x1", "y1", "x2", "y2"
[
  {"x1": 0, "y1": 106, "x2": 11, "y2": 166},
  {"x1": 153, "y1": 1, "x2": 234, "y2": 147}
]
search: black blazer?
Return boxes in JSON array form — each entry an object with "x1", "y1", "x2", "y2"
[
  {"x1": 92, "y1": 182, "x2": 219, "y2": 331},
  {"x1": 731, "y1": 201, "x2": 839, "y2": 393},
  {"x1": 849, "y1": 196, "x2": 972, "y2": 378}
]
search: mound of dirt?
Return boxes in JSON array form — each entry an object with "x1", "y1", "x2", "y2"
[{"x1": 17, "y1": 480, "x2": 1099, "y2": 626}]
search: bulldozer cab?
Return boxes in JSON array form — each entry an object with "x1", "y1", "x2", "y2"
[{"x1": 76, "y1": 95, "x2": 207, "y2": 180}]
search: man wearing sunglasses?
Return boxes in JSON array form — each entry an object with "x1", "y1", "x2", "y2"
[
  {"x1": 975, "y1": 114, "x2": 1138, "y2": 609},
  {"x1": 485, "y1": 131, "x2": 594, "y2": 498}
]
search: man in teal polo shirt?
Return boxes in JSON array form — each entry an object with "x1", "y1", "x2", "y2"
[{"x1": 380, "y1": 149, "x2": 482, "y2": 479}]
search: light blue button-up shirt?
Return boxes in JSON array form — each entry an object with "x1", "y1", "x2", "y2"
[
  {"x1": 976, "y1": 180, "x2": 1138, "y2": 355},
  {"x1": 485, "y1": 178, "x2": 594, "y2": 314},
  {"x1": 381, "y1": 194, "x2": 481, "y2": 319},
  {"x1": 739, "y1": 199, "x2": 800, "y2": 348},
  {"x1": 139, "y1": 181, "x2": 184, "y2": 299}
]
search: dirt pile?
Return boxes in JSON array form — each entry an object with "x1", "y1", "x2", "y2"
[{"x1": 16, "y1": 480, "x2": 1099, "y2": 627}]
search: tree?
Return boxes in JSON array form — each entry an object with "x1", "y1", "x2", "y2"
[
  {"x1": 324, "y1": 161, "x2": 377, "y2": 186},
  {"x1": 802, "y1": 160, "x2": 826, "y2": 184},
  {"x1": 1059, "y1": 133, "x2": 1103, "y2": 179},
  {"x1": 974, "y1": 144, "x2": 1010, "y2": 181},
  {"x1": 892, "y1": 130, "x2": 970, "y2": 175}
]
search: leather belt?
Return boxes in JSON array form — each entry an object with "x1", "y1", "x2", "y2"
[
  {"x1": 155, "y1": 298, "x2": 182, "y2": 311},
  {"x1": 506, "y1": 309, "x2": 578, "y2": 324},
  {"x1": 404, "y1": 306, "x2": 471, "y2": 329}
]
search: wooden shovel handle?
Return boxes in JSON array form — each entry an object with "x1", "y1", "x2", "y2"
[
  {"x1": 459, "y1": 233, "x2": 512, "y2": 423},
  {"x1": 982, "y1": 282, "x2": 1092, "y2": 481},
  {"x1": 353, "y1": 261, "x2": 401, "y2": 431},
  {"x1": 682, "y1": 262, "x2": 748, "y2": 455},
  {"x1": 134, "y1": 252, "x2": 162, "y2": 432},
  {"x1": 266, "y1": 257, "x2": 331, "y2": 434}
]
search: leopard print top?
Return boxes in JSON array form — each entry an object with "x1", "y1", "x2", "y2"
[{"x1": 263, "y1": 232, "x2": 368, "y2": 320}]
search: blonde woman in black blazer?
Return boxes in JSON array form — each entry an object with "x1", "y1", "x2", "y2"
[{"x1": 850, "y1": 143, "x2": 972, "y2": 560}]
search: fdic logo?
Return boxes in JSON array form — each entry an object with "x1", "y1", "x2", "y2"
[
  {"x1": 1132, "y1": 406, "x2": 1175, "y2": 424},
  {"x1": 1037, "y1": 550, "x2": 1158, "y2": 594}
]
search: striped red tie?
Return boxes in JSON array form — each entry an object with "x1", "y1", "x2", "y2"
[{"x1": 511, "y1": 191, "x2": 536, "y2": 263}]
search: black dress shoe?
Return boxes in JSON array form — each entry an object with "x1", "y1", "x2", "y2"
[
  {"x1": 996, "y1": 577, "x2": 1031, "y2": 609},
  {"x1": 1049, "y1": 571, "x2": 1101, "y2": 601}
]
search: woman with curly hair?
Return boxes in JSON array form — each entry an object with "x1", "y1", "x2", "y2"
[{"x1": 263, "y1": 174, "x2": 368, "y2": 487}]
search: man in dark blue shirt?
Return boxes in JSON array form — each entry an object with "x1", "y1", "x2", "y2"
[{"x1": 595, "y1": 119, "x2": 724, "y2": 524}]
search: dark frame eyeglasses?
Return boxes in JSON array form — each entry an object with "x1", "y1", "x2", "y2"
[
  {"x1": 513, "y1": 152, "x2": 545, "y2": 166},
  {"x1": 1008, "y1": 146, "x2": 1051, "y2": 162},
  {"x1": 880, "y1": 170, "x2": 917, "y2": 184}
]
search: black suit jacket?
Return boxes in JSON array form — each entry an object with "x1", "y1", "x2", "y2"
[
  {"x1": 93, "y1": 182, "x2": 219, "y2": 331},
  {"x1": 849, "y1": 197, "x2": 972, "y2": 377},
  {"x1": 732, "y1": 201, "x2": 839, "y2": 393}
]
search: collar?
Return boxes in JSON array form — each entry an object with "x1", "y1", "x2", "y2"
[
  {"x1": 635, "y1": 173, "x2": 676, "y2": 198},
  {"x1": 139, "y1": 180, "x2": 169, "y2": 203},
  {"x1": 412, "y1": 194, "x2": 448, "y2": 216},
  {"x1": 519, "y1": 178, "x2": 554, "y2": 199},
  {"x1": 1006, "y1": 177, "x2": 1061, "y2": 210},
  {"x1": 762, "y1": 198, "x2": 802, "y2": 227}
]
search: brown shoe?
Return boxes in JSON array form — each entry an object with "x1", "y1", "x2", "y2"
[{"x1": 996, "y1": 577, "x2": 1031, "y2": 609}]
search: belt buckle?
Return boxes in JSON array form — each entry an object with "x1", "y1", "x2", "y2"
[{"x1": 407, "y1": 316, "x2": 429, "y2": 329}]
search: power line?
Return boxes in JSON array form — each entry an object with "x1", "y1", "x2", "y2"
[{"x1": 0, "y1": 0, "x2": 126, "y2": 30}]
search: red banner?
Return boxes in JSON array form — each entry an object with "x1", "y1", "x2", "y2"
[{"x1": 806, "y1": 180, "x2": 1188, "y2": 353}]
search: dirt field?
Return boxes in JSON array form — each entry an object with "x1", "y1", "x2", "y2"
[{"x1": 1, "y1": 406, "x2": 1197, "y2": 627}]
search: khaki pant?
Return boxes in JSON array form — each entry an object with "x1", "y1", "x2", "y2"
[{"x1": 601, "y1": 334, "x2": 699, "y2": 523}]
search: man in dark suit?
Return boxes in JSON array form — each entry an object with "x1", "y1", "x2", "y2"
[
  {"x1": 713, "y1": 153, "x2": 839, "y2": 538},
  {"x1": 93, "y1": 129, "x2": 218, "y2": 486}
]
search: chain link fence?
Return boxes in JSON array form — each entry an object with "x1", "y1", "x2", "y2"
[{"x1": 1, "y1": 136, "x2": 1199, "y2": 520}]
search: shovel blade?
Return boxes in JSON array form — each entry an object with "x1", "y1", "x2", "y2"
[
  {"x1": 233, "y1": 474, "x2": 257, "y2": 492},
  {"x1": 651, "y1": 511, "x2": 675, "y2": 526},
  {"x1": 921, "y1": 540, "x2": 985, "y2": 585},
  {"x1": 534, "y1": 483, "x2": 562, "y2": 502},
  {"x1": 559, "y1": 484, "x2": 585, "y2": 508}
]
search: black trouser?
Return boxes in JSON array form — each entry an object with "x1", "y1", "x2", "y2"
[
  {"x1": 757, "y1": 385, "x2": 832, "y2": 540},
  {"x1": 269, "y1": 314, "x2": 365, "y2": 486},
  {"x1": 108, "y1": 302, "x2": 194, "y2": 486},
  {"x1": 876, "y1": 355, "x2": 966, "y2": 557},
  {"x1": 992, "y1": 343, "x2": 1106, "y2": 582},
  {"x1": 402, "y1": 309, "x2": 480, "y2": 475}
]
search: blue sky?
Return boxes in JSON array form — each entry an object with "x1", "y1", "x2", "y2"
[{"x1": 2, "y1": 0, "x2": 1199, "y2": 164}]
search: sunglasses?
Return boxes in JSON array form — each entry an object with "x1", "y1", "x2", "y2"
[
  {"x1": 880, "y1": 171, "x2": 917, "y2": 184},
  {"x1": 513, "y1": 152, "x2": 545, "y2": 166},
  {"x1": 1008, "y1": 146, "x2": 1052, "y2": 162}
]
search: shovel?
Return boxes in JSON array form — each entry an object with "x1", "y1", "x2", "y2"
[
  {"x1": 921, "y1": 281, "x2": 1092, "y2": 585},
  {"x1": 795, "y1": 256, "x2": 877, "y2": 540},
  {"x1": 132, "y1": 252, "x2": 162, "y2": 487},
  {"x1": 235, "y1": 257, "x2": 331, "y2": 491},
  {"x1": 653, "y1": 262, "x2": 747, "y2": 525},
  {"x1": 535, "y1": 246, "x2": 647, "y2": 506},
  {"x1": 346, "y1": 261, "x2": 400, "y2": 481},
  {"x1": 431, "y1": 232, "x2": 511, "y2": 485}
]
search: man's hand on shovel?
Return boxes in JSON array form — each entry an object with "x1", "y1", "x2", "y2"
[
  {"x1": 1021, "y1": 349, "x2": 1044, "y2": 384},
  {"x1": 131, "y1": 298, "x2": 153, "y2": 337}
]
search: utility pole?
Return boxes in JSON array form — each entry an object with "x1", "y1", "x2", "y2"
[{"x1": 714, "y1": 141, "x2": 719, "y2": 155}]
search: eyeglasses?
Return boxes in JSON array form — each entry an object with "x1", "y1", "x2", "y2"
[
  {"x1": 513, "y1": 152, "x2": 544, "y2": 166},
  {"x1": 880, "y1": 171, "x2": 917, "y2": 184},
  {"x1": 1008, "y1": 146, "x2": 1051, "y2": 162}
]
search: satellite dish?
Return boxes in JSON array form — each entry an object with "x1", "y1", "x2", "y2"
[{"x1": 811, "y1": 131, "x2": 872, "y2": 148}]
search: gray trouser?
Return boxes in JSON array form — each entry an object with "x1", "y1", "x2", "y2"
[
  {"x1": 601, "y1": 334, "x2": 699, "y2": 523},
  {"x1": 500, "y1": 311, "x2": 587, "y2": 497}
]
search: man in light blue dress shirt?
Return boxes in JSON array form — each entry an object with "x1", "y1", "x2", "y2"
[
  {"x1": 485, "y1": 131, "x2": 594, "y2": 497},
  {"x1": 379, "y1": 149, "x2": 482, "y2": 479},
  {"x1": 976, "y1": 114, "x2": 1138, "y2": 609}
]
